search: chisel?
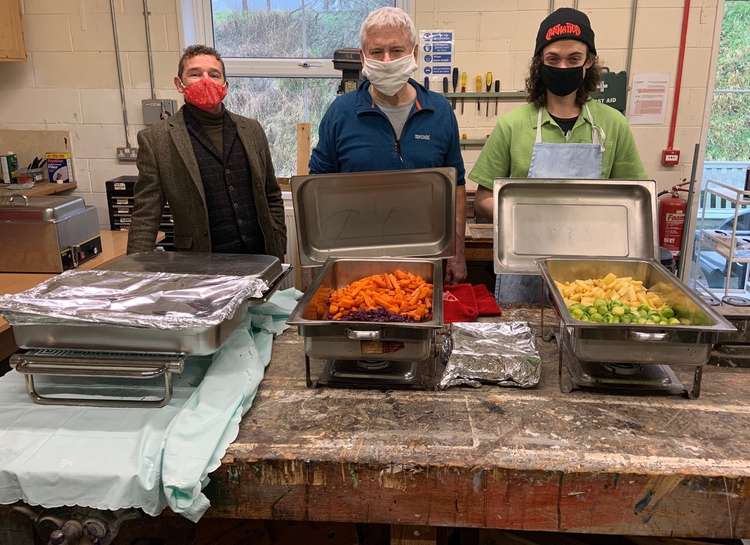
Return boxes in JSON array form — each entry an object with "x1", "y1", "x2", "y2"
[
  {"x1": 460, "y1": 71, "x2": 467, "y2": 115},
  {"x1": 451, "y1": 67, "x2": 459, "y2": 110},
  {"x1": 485, "y1": 72, "x2": 493, "y2": 116}
]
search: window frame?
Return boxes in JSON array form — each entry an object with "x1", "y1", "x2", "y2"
[{"x1": 183, "y1": 0, "x2": 412, "y2": 79}]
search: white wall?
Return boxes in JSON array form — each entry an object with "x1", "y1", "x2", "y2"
[
  {"x1": 0, "y1": 0, "x2": 723, "y2": 226},
  {"x1": 0, "y1": 0, "x2": 182, "y2": 226}
]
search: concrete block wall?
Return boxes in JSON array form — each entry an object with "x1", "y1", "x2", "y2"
[
  {"x1": 0, "y1": 0, "x2": 721, "y2": 226},
  {"x1": 415, "y1": 0, "x2": 721, "y2": 192},
  {"x1": 0, "y1": 0, "x2": 182, "y2": 227}
]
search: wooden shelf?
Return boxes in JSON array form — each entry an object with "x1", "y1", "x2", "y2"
[
  {"x1": 460, "y1": 139, "x2": 488, "y2": 149},
  {"x1": 443, "y1": 91, "x2": 526, "y2": 101},
  {"x1": 1, "y1": 182, "x2": 77, "y2": 197}
]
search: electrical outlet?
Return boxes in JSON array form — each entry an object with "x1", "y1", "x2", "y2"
[{"x1": 116, "y1": 146, "x2": 138, "y2": 162}]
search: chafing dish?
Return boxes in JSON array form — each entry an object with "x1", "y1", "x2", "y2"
[
  {"x1": 0, "y1": 194, "x2": 101, "y2": 272},
  {"x1": 539, "y1": 258, "x2": 735, "y2": 398},
  {"x1": 288, "y1": 168, "x2": 456, "y2": 389},
  {"x1": 4, "y1": 252, "x2": 289, "y2": 407},
  {"x1": 492, "y1": 178, "x2": 735, "y2": 398}
]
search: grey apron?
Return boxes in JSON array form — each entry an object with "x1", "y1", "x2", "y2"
[{"x1": 495, "y1": 104, "x2": 605, "y2": 305}]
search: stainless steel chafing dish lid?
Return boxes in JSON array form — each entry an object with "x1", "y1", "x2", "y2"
[
  {"x1": 493, "y1": 179, "x2": 658, "y2": 275},
  {"x1": 0, "y1": 194, "x2": 89, "y2": 222},
  {"x1": 102, "y1": 251, "x2": 284, "y2": 286},
  {"x1": 291, "y1": 168, "x2": 456, "y2": 266}
]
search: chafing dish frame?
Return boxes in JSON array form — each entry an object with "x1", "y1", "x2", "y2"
[
  {"x1": 538, "y1": 257, "x2": 736, "y2": 398},
  {"x1": 10, "y1": 349, "x2": 185, "y2": 408}
]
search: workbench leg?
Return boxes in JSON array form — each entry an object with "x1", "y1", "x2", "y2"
[
  {"x1": 390, "y1": 525, "x2": 437, "y2": 545},
  {"x1": 0, "y1": 510, "x2": 34, "y2": 545}
]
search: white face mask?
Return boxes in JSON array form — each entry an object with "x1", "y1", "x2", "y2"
[{"x1": 361, "y1": 53, "x2": 417, "y2": 96}]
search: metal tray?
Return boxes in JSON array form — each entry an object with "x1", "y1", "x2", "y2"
[
  {"x1": 10, "y1": 258, "x2": 290, "y2": 356},
  {"x1": 291, "y1": 168, "x2": 456, "y2": 266},
  {"x1": 288, "y1": 258, "x2": 442, "y2": 361},
  {"x1": 493, "y1": 179, "x2": 658, "y2": 274},
  {"x1": 539, "y1": 257, "x2": 736, "y2": 366},
  {"x1": 0, "y1": 194, "x2": 88, "y2": 222},
  {"x1": 102, "y1": 251, "x2": 284, "y2": 286}
]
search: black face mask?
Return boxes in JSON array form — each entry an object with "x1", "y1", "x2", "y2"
[{"x1": 541, "y1": 64, "x2": 585, "y2": 97}]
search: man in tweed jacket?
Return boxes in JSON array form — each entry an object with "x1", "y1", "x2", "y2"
[{"x1": 127, "y1": 45, "x2": 286, "y2": 259}]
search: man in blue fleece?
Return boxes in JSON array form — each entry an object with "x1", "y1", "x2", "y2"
[{"x1": 309, "y1": 7, "x2": 467, "y2": 283}]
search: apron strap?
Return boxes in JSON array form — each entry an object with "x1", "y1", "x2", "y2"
[
  {"x1": 535, "y1": 108, "x2": 544, "y2": 144},
  {"x1": 585, "y1": 103, "x2": 606, "y2": 152},
  {"x1": 538, "y1": 104, "x2": 606, "y2": 152}
]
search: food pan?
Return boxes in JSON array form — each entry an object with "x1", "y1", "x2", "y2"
[
  {"x1": 288, "y1": 258, "x2": 442, "y2": 361},
  {"x1": 538, "y1": 257, "x2": 735, "y2": 365}
]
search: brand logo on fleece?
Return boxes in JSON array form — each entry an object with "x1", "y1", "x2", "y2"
[
  {"x1": 545, "y1": 22, "x2": 582, "y2": 42},
  {"x1": 414, "y1": 134, "x2": 431, "y2": 141}
]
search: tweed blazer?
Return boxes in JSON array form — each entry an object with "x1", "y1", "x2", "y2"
[{"x1": 126, "y1": 107, "x2": 287, "y2": 259}]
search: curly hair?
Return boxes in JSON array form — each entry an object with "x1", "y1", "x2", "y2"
[
  {"x1": 178, "y1": 45, "x2": 226, "y2": 80},
  {"x1": 525, "y1": 54, "x2": 601, "y2": 108}
]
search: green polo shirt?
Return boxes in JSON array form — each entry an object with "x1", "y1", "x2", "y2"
[{"x1": 469, "y1": 100, "x2": 647, "y2": 189}]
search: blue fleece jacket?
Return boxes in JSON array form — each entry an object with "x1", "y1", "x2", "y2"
[{"x1": 309, "y1": 79, "x2": 465, "y2": 185}]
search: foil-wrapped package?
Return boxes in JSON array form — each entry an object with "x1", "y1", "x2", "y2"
[
  {"x1": 0, "y1": 269, "x2": 269, "y2": 330},
  {"x1": 439, "y1": 321, "x2": 542, "y2": 389}
]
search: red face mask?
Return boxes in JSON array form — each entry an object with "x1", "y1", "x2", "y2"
[{"x1": 181, "y1": 78, "x2": 227, "y2": 112}]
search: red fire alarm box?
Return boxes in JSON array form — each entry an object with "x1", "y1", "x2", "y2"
[{"x1": 662, "y1": 148, "x2": 680, "y2": 166}]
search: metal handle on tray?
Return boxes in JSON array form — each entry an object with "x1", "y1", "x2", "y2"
[
  {"x1": 346, "y1": 328, "x2": 381, "y2": 340},
  {"x1": 8, "y1": 193, "x2": 29, "y2": 206},
  {"x1": 629, "y1": 330, "x2": 669, "y2": 342},
  {"x1": 10, "y1": 353, "x2": 183, "y2": 408}
]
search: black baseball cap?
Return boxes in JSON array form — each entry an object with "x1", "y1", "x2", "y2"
[{"x1": 535, "y1": 8, "x2": 596, "y2": 56}]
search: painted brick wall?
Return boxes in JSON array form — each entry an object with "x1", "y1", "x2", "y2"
[{"x1": 0, "y1": 0, "x2": 721, "y2": 225}]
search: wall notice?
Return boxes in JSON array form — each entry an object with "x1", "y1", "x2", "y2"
[
  {"x1": 629, "y1": 73, "x2": 670, "y2": 125},
  {"x1": 419, "y1": 30, "x2": 454, "y2": 89}
]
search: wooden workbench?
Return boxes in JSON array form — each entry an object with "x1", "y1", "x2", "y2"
[{"x1": 203, "y1": 307, "x2": 750, "y2": 540}]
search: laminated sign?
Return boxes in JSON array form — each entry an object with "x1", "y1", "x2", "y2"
[{"x1": 419, "y1": 30, "x2": 454, "y2": 89}]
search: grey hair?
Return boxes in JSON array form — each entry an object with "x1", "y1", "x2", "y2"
[{"x1": 360, "y1": 7, "x2": 417, "y2": 49}]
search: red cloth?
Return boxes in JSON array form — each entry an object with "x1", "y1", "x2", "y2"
[
  {"x1": 443, "y1": 284, "x2": 479, "y2": 323},
  {"x1": 472, "y1": 283, "x2": 502, "y2": 316}
]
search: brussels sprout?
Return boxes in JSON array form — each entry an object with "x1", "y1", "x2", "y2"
[
  {"x1": 668, "y1": 318, "x2": 681, "y2": 325},
  {"x1": 680, "y1": 318, "x2": 693, "y2": 325},
  {"x1": 571, "y1": 307, "x2": 584, "y2": 318},
  {"x1": 637, "y1": 318, "x2": 647, "y2": 324},
  {"x1": 645, "y1": 319, "x2": 655, "y2": 324},
  {"x1": 638, "y1": 304, "x2": 650, "y2": 312},
  {"x1": 586, "y1": 306, "x2": 597, "y2": 315},
  {"x1": 611, "y1": 306, "x2": 625, "y2": 316},
  {"x1": 651, "y1": 315, "x2": 662, "y2": 324},
  {"x1": 594, "y1": 299, "x2": 607, "y2": 308},
  {"x1": 621, "y1": 315, "x2": 633, "y2": 324},
  {"x1": 596, "y1": 305, "x2": 608, "y2": 316},
  {"x1": 660, "y1": 307, "x2": 675, "y2": 319},
  {"x1": 590, "y1": 313, "x2": 604, "y2": 322}
]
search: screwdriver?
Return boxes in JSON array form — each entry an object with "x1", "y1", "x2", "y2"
[
  {"x1": 424, "y1": 76, "x2": 430, "y2": 90},
  {"x1": 494, "y1": 80, "x2": 500, "y2": 116},
  {"x1": 474, "y1": 74, "x2": 482, "y2": 111},
  {"x1": 451, "y1": 67, "x2": 459, "y2": 110},
  {"x1": 442, "y1": 76, "x2": 449, "y2": 97},
  {"x1": 485, "y1": 72, "x2": 493, "y2": 116},
  {"x1": 460, "y1": 71, "x2": 467, "y2": 115}
]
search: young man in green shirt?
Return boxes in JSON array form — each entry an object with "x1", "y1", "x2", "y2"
[{"x1": 469, "y1": 8, "x2": 647, "y2": 304}]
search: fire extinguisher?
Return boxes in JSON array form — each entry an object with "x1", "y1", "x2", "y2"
[{"x1": 658, "y1": 181, "x2": 690, "y2": 258}]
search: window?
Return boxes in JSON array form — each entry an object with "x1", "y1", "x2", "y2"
[{"x1": 193, "y1": 0, "x2": 406, "y2": 176}]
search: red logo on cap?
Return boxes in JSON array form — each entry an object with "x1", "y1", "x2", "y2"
[{"x1": 546, "y1": 22, "x2": 582, "y2": 41}]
